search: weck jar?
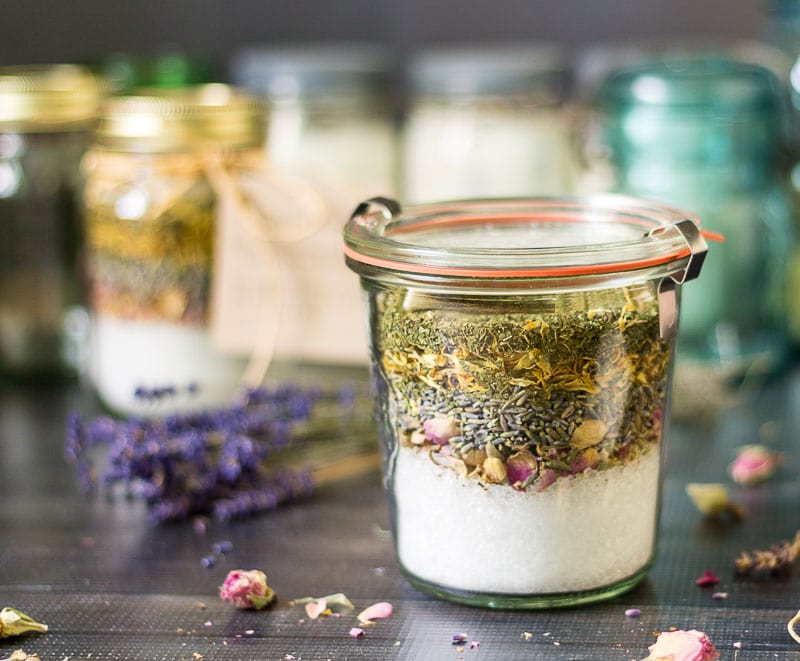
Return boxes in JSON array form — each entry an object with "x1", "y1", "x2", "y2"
[
  {"x1": 83, "y1": 84, "x2": 288, "y2": 416},
  {"x1": 344, "y1": 196, "x2": 709, "y2": 608},
  {"x1": 0, "y1": 64, "x2": 103, "y2": 379}
]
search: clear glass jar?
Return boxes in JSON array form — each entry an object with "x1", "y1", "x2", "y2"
[
  {"x1": 344, "y1": 196, "x2": 709, "y2": 608},
  {"x1": 596, "y1": 55, "x2": 794, "y2": 411},
  {"x1": 401, "y1": 45, "x2": 578, "y2": 203},
  {"x1": 231, "y1": 44, "x2": 396, "y2": 364},
  {"x1": 0, "y1": 64, "x2": 103, "y2": 379},
  {"x1": 83, "y1": 85, "x2": 272, "y2": 415}
]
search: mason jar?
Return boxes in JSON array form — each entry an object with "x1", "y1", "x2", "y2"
[
  {"x1": 401, "y1": 45, "x2": 577, "y2": 203},
  {"x1": 0, "y1": 64, "x2": 103, "y2": 379},
  {"x1": 596, "y1": 55, "x2": 793, "y2": 410},
  {"x1": 83, "y1": 84, "x2": 278, "y2": 416},
  {"x1": 344, "y1": 196, "x2": 709, "y2": 608},
  {"x1": 231, "y1": 44, "x2": 396, "y2": 365}
]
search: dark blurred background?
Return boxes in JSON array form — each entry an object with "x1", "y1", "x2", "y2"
[{"x1": 1, "y1": 0, "x2": 766, "y2": 75}]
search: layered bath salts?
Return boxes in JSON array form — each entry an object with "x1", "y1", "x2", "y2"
[{"x1": 373, "y1": 285, "x2": 671, "y2": 602}]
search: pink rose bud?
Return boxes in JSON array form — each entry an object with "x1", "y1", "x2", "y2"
[
  {"x1": 640, "y1": 629, "x2": 719, "y2": 661},
  {"x1": 423, "y1": 416, "x2": 460, "y2": 445},
  {"x1": 729, "y1": 444, "x2": 780, "y2": 486},
  {"x1": 219, "y1": 569, "x2": 275, "y2": 610}
]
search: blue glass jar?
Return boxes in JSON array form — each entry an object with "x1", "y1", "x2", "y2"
[{"x1": 597, "y1": 55, "x2": 793, "y2": 402}]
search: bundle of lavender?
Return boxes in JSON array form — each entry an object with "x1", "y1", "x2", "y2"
[{"x1": 65, "y1": 383, "x2": 378, "y2": 524}]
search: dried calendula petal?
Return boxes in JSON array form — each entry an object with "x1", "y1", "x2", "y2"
[
  {"x1": 482, "y1": 457, "x2": 507, "y2": 484},
  {"x1": 570, "y1": 418, "x2": 607, "y2": 449},
  {"x1": 0, "y1": 608, "x2": 48, "y2": 638}
]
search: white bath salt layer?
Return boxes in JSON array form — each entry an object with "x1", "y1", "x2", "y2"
[
  {"x1": 91, "y1": 315, "x2": 247, "y2": 416},
  {"x1": 394, "y1": 445, "x2": 661, "y2": 594}
]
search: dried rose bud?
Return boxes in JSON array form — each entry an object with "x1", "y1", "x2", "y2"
[
  {"x1": 506, "y1": 450, "x2": 537, "y2": 490},
  {"x1": 423, "y1": 416, "x2": 460, "y2": 445},
  {"x1": 0, "y1": 608, "x2": 48, "y2": 639},
  {"x1": 685, "y1": 482, "x2": 744, "y2": 520},
  {"x1": 640, "y1": 629, "x2": 719, "y2": 661},
  {"x1": 219, "y1": 569, "x2": 275, "y2": 610},
  {"x1": 729, "y1": 445, "x2": 781, "y2": 486}
]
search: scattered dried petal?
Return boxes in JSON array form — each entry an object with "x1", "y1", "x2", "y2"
[
  {"x1": 305, "y1": 599, "x2": 328, "y2": 620},
  {"x1": 789, "y1": 608, "x2": 800, "y2": 645},
  {"x1": 711, "y1": 592, "x2": 727, "y2": 600},
  {"x1": 695, "y1": 570, "x2": 720, "y2": 588},
  {"x1": 729, "y1": 445, "x2": 781, "y2": 486},
  {"x1": 349, "y1": 627, "x2": 366, "y2": 639},
  {"x1": 451, "y1": 633, "x2": 468, "y2": 644},
  {"x1": 470, "y1": 641, "x2": 480, "y2": 649},
  {"x1": 640, "y1": 629, "x2": 719, "y2": 661},
  {"x1": 625, "y1": 608, "x2": 642, "y2": 618},
  {"x1": 357, "y1": 601, "x2": 393, "y2": 624},
  {"x1": 219, "y1": 570, "x2": 275, "y2": 610},
  {"x1": 0, "y1": 608, "x2": 48, "y2": 638},
  {"x1": 291, "y1": 593, "x2": 354, "y2": 614},
  {"x1": 0, "y1": 652, "x2": 40, "y2": 661},
  {"x1": 685, "y1": 483, "x2": 743, "y2": 519}
]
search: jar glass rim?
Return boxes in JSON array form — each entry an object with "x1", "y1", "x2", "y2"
[{"x1": 343, "y1": 195, "x2": 706, "y2": 280}]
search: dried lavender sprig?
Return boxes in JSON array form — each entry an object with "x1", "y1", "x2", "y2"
[
  {"x1": 65, "y1": 382, "x2": 374, "y2": 523},
  {"x1": 734, "y1": 530, "x2": 800, "y2": 577}
]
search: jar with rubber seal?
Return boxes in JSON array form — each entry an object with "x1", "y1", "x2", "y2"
[{"x1": 344, "y1": 196, "x2": 709, "y2": 608}]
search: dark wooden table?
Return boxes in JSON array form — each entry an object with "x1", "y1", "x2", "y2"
[{"x1": 1, "y1": 365, "x2": 799, "y2": 660}]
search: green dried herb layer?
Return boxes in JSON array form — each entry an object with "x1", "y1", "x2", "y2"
[{"x1": 375, "y1": 287, "x2": 670, "y2": 491}]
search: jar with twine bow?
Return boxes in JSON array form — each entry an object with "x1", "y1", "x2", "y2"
[{"x1": 82, "y1": 84, "x2": 326, "y2": 416}]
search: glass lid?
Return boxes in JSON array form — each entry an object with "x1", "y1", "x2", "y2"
[{"x1": 344, "y1": 196, "x2": 711, "y2": 280}]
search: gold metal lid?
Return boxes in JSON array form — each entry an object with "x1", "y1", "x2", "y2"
[
  {"x1": 95, "y1": 84, "x2": 267, "y2": 152},
  {"x1": 0, "y1": 64, "x2": 104, "y2": 130}
]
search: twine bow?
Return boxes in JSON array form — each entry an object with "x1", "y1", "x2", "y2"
[{"x1": 82, "y1": 148, "x2": 328, "y2": 386}]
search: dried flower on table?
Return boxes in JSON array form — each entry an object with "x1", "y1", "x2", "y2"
[
  {"x1": 219, "y1": 569, "x2": 275, "y2": 610},
  {"x1": 734, "y1": 530, "x2": 800, "y2": 578},
  {"x1": 356, "y1": 601, "x2": 393, "y2": 625},
  {"x1": 290, "y1": 593, "x2": 354, "y2": 616},
  {"x1": 64, "y1": 383, "x2": 375, "y2": 524},
  {"x1": 729, "y1": 444, "x2": 781, "y2": 486},
  {"x1": 789, "y1": 608, "x2": 800, "y2": 645},
  {"x1": 0, "y1": 608, "x2": 48, "y2": 638},
  {"x1": 639, "y1": 629, "x2": 719, "y2": 661},
  {"x1": 0, "y1": 652, "x2": 40, "y2": 661},
  {"x1": 349, "y1": 627, "x2": 366, "y2": 639},
  {"x1": 685, "y1": 483, "x2": 743, "y2": 520},
  {"x1": 694, "y1": 570, "x2": 720, "y2": 588}
]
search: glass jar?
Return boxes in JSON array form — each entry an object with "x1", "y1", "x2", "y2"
[
  {"x1": 596, "y1": 55, "x2": 794, "y2": 411},
  {"x1": 401, "y1": 45, "x2": 578, "y2": 203},
  {"x1": 344, "y1": 196, "x2": 709, "y2": 608},
  {"x1": 231, "y1": 44, "x2": 396, "y2": 364},
  {"x1": 0, "y1": 64, "x2": 103, "y2": 379},
  {"x1": 83, "y1": 84, "x2": 279, "y2": 416}
]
